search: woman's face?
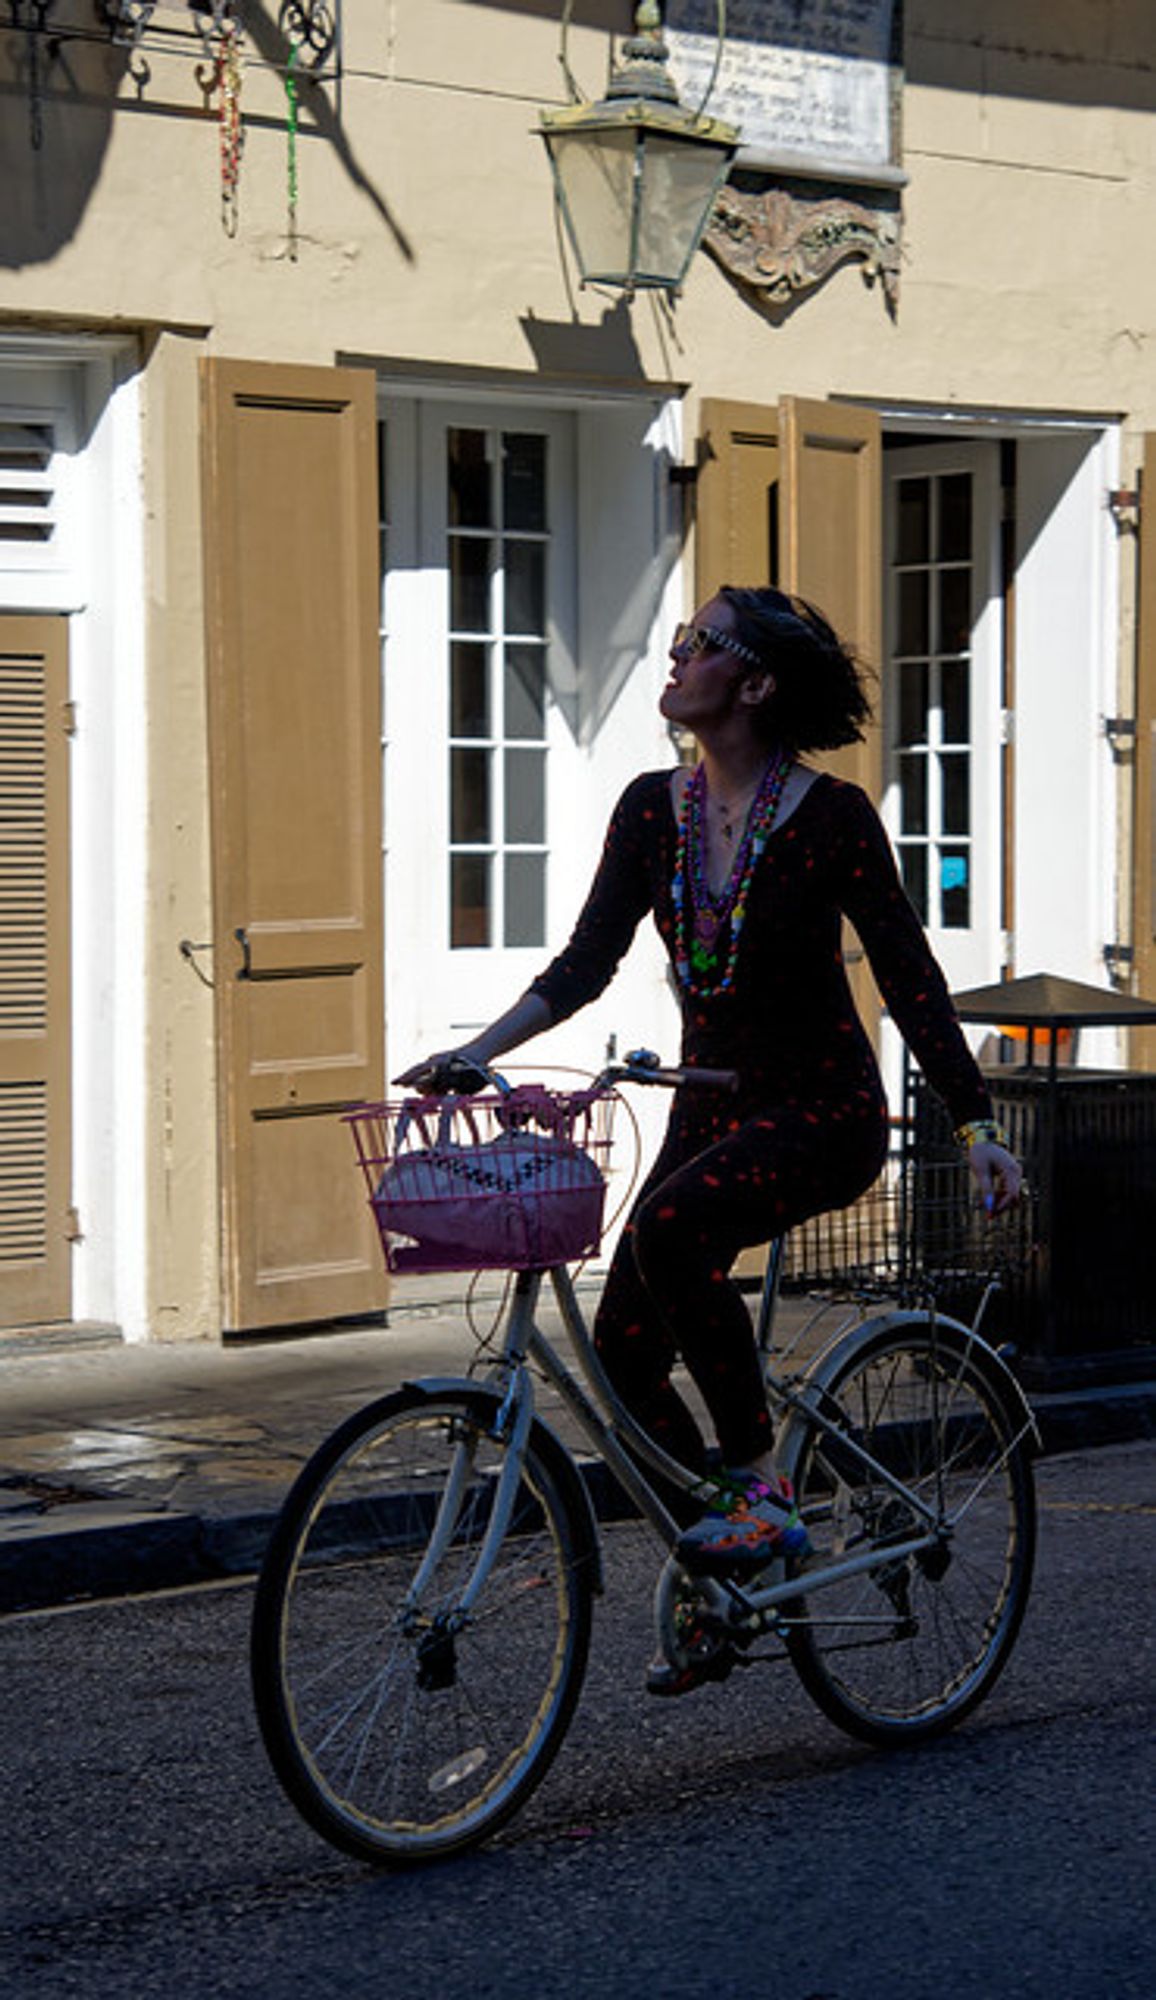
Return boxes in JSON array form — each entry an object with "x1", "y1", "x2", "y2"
[{"x1": 659, "y1": 596, "x2": 771, "y2": 731}]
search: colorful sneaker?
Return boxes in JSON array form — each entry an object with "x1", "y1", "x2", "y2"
[{"x1": 675, "y1": 1470, "x2": 810, "y2": 1577}]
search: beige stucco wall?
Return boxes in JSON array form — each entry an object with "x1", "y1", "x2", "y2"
[
  {"x1": 3, "y1": 0, "x2": 1154, "y2": 1337},
  {"x1": 140, "y1": 330, "x2": 219, "y2": 1342},
  {"x1": 3, "y1": 4, "x2": 1154, "y2": 408}
]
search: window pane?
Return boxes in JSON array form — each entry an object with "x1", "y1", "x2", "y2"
[
  {"x1": 900, "y1": 845, "x2": 928, "y2": 921},
  {"x1": 897, "y1": 570, "x2": 929, "y2": 656},
  {"x1": 451, "y1": 642, "x2": 490, "y2": 738},
  {"x1": 451, "y1": 854, "x2": 491, "y2": 947},
  {"x1": 505, "y1": 540, "x2": 546, "y2": 636},
  {"x1": 899, "y1": 752, "x2": 928, "y2": 835},
  {"x1": 448, "y1": 428, "x2": 492, "y2": 529},
  {"x1": 503, "y1": 433, "x2": 547, "y2": 533},
  {"x1": 505, "y1": 853, "x2": 546, "y2": 947},
  {"x1": 941, "y1": 752, "x2": 970, "y2": 835},
  {"x1": 449, "y1": 538, "x2": 490, "y2": 633},
  {"x1": 897, "y1": 661, "x2": 928, "y2": 746},
  {"x1": 942, "y1": 659, "x2": 970, "y2": 743},
  {"x1": 940, "y1": 847, "x2": 971, "y2": 928},
  {"x1": 451, "y1": 746, "x2": 490, "y2": 842},
  {"x1": 505, "y1": 747, "x2": 546, "y2": 844},
  {"x1": 938, "y1": 473, "x2": 972, "y2": 561},
  {"x1": 505, "y1": 645, "x2": 546, "y2": 740},
  {"x1": 896, "y1": 478, "x2": 930, "y2": 564},
  {"x1": 938, "y1": 567, "x2": 971, "y2": 655}
]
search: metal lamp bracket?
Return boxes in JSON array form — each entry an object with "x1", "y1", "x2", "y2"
[{"x1": 557, "y1": 0, "x2": 728, "y2": 118}]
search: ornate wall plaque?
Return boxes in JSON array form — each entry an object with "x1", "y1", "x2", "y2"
[
  {"x1": 665, "y1": 1, "x2": 904, "y2": 311},
  {"x1": 707, "y1": 175, "x2": 900, "y2": 311}
]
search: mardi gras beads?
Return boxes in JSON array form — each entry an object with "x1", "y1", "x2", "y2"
[{"x1": 671, "y1": 751, "x2": 792, "y2": 996}]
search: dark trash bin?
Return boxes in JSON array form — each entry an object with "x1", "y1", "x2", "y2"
[{"x1": 916, "y1": 973, "x2": 1156, "y2": 1389}]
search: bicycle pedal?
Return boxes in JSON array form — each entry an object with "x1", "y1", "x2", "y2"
[{"x1": 645, "y1": 1646, "x2": 737, "y2": 1698}]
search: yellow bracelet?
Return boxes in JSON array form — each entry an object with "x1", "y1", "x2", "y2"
[{"x1": 954, "y1": 1118, "x2": 1010, "y2": 1152}]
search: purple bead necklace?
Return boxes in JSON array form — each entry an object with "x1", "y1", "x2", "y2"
[{"x1": 671, "y1": 751, "x2": 793, "y2": 994}]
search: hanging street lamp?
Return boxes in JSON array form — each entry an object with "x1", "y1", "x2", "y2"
[{"x1": 538, "y1": 2, "x2": 739, "y2": 299}]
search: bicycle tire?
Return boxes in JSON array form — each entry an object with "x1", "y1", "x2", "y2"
[
  {"x1": 251, "y1": 1383, "x2": 595, "y2": 1865},
  {"x1": 779, "y1": 1318, "x2": 1036, "y2": 1746}
]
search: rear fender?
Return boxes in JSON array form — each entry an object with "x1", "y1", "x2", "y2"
[{"x1": 776, "y1": 1308, "x2": 1041, "y2": 1484}]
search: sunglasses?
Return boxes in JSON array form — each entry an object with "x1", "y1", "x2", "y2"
[{"x1": 671, "y1": 621, "x2": 763, "y2": 669}]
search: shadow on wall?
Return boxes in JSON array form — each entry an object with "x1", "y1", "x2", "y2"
[
  {"x1": 1, "y1": 39, "x2": 127, "y2": 268},
  {"x1": 572, "y1": 387, "x2": 687, "y2": 749},
  {"x1": 0, "y1": 3, "x2": 412, "y2": 271}
]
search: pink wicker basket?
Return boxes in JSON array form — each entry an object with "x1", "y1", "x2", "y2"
[{"x1": 346, "y1": 1085, "x2": 617, "y2": 1275}]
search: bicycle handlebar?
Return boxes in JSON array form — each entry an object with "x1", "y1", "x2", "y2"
[{"x1": 393, "y1": 1048, "x2": 738, "y2": 1099}]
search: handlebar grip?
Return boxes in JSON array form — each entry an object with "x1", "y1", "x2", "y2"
[
  {"x1": 680, "y1": 1067, "x2": 740, "y2": 1091},
  {"x1": 624, "y1": 1063, "x2": 739, "y2": 1091}
]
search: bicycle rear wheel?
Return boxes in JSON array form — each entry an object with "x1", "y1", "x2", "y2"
[
  {"x1": 780, "y1": 1319, "x2": 1036, "y2": 1746},
  {"x1": 251, "y1": 1383, "x2": 594, "y2": 1865}
]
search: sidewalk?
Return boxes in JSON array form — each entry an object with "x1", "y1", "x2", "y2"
[{"x1": 3, "y1": 1280, "x2": 1155, "y2": 1615}]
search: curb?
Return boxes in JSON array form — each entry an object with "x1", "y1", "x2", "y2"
[{"x1": 3, "y1": 1387, "x2": 1154, "y2": 1617}]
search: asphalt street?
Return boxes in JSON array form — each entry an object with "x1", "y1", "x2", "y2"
[{"x1": 2, "y1": 1438, "x2": 1153, "y2": 2000}]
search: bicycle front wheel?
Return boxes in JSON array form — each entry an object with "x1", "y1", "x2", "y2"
[
  {"x1": 251, "y1": 1384, "x2": 594, "y2": 1865},
  {"x1": 780, "y1": 1319, "x2": 1036, "y2": 1746}
]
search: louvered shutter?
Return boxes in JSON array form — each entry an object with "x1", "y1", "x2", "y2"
[
  {"x1": 0, "y1": 420, "x2": 56, "y2": 557},
  {"x1": 0, "y1": 616, "x2": 71, "y2": 1325}
]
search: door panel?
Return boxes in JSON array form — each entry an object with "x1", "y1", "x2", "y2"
[
  {"x1": 202, "y1": 361, "x2": 385, "y2": 1331},
  {"x1": 0, "y1": 615, "x2": 70, "y2": 1325},
  {"x1": 882, "y1": 442, "x2": 1003, "y2": 999}
]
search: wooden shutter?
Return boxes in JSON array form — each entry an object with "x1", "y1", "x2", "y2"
[
  {"x1": 696, "y1": 395, "x2": 883, "y2": 798},
  {"x1": 202, "y1": 361, "x2": 385, "y2": 1332},
  {"x1": 779, "y1": 396, "x2": 883, "y2": 800},
  {"x1": 695, "y1": 399, "x2": 783, "y2": 603},
  {"x1": 0, "y1": 615, "x2": 70, "y2": 1326},
  {"x1": 780, "y1": 397, "x2": 884, "y2": 1043},
  {"x1": 1134, "y1": 435, "x2": 1156, "y2": 1069}
]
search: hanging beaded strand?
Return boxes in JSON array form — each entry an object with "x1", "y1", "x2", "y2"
[
  {"x1": 671, "y1": 752, "x2": 792, "y2": 996},
  {"x1": 218, "y1": 21, "x2": 245, "y2": 238},
  {"x1": 285, "y1": 42, "x2": 300, "y2": 261}
]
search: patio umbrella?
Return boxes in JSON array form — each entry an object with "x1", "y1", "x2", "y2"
[{"x1": 950, "y1": 971, "x2": 1156, "y2": 1073}]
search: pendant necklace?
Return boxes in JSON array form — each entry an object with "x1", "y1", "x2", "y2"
[{"x1": 671, "y1": 751, "x2": 793, "y2": 995}]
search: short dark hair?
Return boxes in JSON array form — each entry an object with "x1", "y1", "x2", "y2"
[{"x1": 718, "y1": 585, "x2": 873, "y2": 753}]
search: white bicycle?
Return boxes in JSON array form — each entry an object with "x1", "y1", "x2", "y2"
[{"x1": 251, "y1": 1054, "x2": 1038, "y2": 1866}]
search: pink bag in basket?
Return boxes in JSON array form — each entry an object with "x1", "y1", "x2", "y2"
[{"x1": 373, "y1": 1100, "x2": 606, "y2": 1272}]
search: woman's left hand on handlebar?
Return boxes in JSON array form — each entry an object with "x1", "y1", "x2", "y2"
[{"x1": 393, "y1": 1049, "x2": 490, "y2": 1094}]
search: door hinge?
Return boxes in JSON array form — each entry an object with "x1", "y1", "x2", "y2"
[
  {"x1": 65, "y1": 1206, "x2": 83, "y2": 1243},
  {"x1": 62, "y1": 700, "x2": 78, "y2": 737},
  {"x1": 1103, "y1": 944, "x2": 1134, "y2": 978},
  {"x1": 1104, "y1": 716, "x2": 1137, "y2": 756},
  {"x1": 1107, "y1": 488, "x2": 1140, "y2": 531},
  {"x1": 1000, "y1": 707, "x2": 1015, "y2": 745}
]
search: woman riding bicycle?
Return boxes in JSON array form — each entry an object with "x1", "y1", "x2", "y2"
[{"x1": 400, "y1": 586, "x2": 1021, "y2": 1585}]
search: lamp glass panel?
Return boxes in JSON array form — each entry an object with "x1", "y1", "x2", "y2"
[
  {"x1": 547, "y1": 128, "x2": 637, "y2": 280},
  {"x1": 635, "y1": 136, "x2": 729, "y2": 283}
]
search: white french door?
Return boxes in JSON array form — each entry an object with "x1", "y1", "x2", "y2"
[
  {"x1": 381, "y1": 397, "x2": 577, "y2": 1067},
  {"x1": 883, "y1": 442, "x2": 1005, "y2": 997}
]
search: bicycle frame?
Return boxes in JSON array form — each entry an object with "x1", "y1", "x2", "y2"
[{"x1": 414, "y1": 1250, "x2": 1034, "y2": 1635}]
